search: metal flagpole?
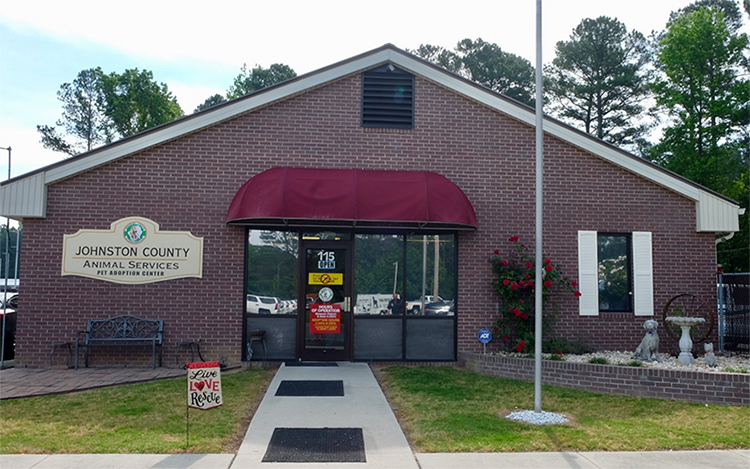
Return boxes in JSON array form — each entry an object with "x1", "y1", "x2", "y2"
[
  {"x1": 534, "y1": 0, "x2": 544, "y2": 413},
  {"x1": 0, "y1": 146, "x2": 11, "y2": 370}
]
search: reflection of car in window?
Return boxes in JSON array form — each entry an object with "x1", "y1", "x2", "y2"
[
  {"x1": 424, "y1": 299, "x2": 454, "y2": 316},
  {"x1": 1, "y1": 294, "x2": 17, "y2": 310},
  {"x1": 407, "y1": 295, "x2": 443, "y2": 314},
  {"x1": 277, "y1": 299, "x2": 298, "y2": 314},
  {"x1": 246, "y1": 295, "x2": 279, "y2": 314},
  {"x1": 354, "y1": 294, "x2": 393, "y2": 315}
]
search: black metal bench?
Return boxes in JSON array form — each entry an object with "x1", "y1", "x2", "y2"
[{"x1": 75, "y1": 315, "x2": 164, "y2": 370}]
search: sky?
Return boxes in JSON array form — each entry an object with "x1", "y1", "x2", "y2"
[{"x1": 1, "y1": 0, "x2": 747, "y2": 180}]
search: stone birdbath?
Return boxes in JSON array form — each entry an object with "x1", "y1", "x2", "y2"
[{"x1": 665, "y1": 316, "x2": 705, "y2": 365}]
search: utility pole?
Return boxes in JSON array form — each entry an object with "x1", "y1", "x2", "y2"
[{"x1": 0, "y1": 146, "x2": 11, "y2": 369}]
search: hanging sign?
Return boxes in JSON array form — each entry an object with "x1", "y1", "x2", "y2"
[
  {"x1": 310, "y1": 303, "x2": 341, "y2": 334},
  {"x1": 187, "y1": 361, "x2": 223, "y2": 410},
  {"x1": 62, "y1": 217, "x2": 203, "y2": 284}
]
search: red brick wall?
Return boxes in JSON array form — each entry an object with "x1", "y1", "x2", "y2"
[
  {"x1": 16, "y1": 73, "x2": 717, "y2": 366},
  {"x1": 463, "y1": 353, "x2": 749, "y2": 406}
]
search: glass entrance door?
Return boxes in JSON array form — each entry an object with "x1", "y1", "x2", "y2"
[{"x1": 299, "y1": 243, "x2": 352, "y2": 361}]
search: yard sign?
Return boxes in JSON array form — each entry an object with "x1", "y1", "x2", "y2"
[{"x1": 187, "y1": 361, "x2": 222, "y2": 410}]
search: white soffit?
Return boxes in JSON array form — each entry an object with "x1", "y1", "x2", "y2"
[{"x1": 0, "y1": 172, "x2": 46, "y2": 219}]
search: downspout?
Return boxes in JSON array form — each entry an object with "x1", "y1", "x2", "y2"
[
  {"x1": 716, "y1": 207, "x2": 746, "y2": 245},
  {"x1": 715, "y1": 232, "x2": 735, "y2": 245}
]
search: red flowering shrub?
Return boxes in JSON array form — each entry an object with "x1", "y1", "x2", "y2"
[{"x1": 490, "y1": 236, "x2": 579, "y2": 352}]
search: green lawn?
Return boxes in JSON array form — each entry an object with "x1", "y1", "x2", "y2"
[
  {"x1": 2, "y1": 365, "x2": 748, "y2": 454},
  {"x1": 0, "y1": 368, "x2": 272, "y2": 454},
  {"x1": 377, "y1": 365, "x2": 750, "y2": 453}
]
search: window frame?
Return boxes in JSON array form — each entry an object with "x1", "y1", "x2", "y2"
[{"x1": 597, "y1": 233, "x2": 633, "y2": 313}]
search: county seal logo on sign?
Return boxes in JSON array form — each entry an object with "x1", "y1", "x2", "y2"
[{"x1": 124, "y1": 222, "x2": 147, "y2": 244}]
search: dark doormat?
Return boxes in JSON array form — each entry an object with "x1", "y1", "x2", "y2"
[
  {"x1": 285, "y1": 361, "x2": 339, "y2": 367},
  {"x1": 276, "y1": 380, "x2": 344, "y2": 396},
  {"x1": 262, "y1": 427, "x2": 366, "y2": 463}
]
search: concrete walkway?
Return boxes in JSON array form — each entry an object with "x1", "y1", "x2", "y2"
[
  {"x1": 233, "y1": 362, "x2": 417, "y2": 468},
  {"x1": 1, "y1": 364, "x2": 749, "y2": 469}
]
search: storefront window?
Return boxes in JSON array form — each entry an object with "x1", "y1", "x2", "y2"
[
  {"x1": 354, "y1": 234, "x2": 404, "y2": 315},
  {"x1": 406, "y1": 234, "x2": 456, "y2": 316},
  {"x1": 246, "y1": 230, "x2": 299, "y2": 315},
  {"x1": 352, "y1": 233, "x2": 457, "y2": 316}
]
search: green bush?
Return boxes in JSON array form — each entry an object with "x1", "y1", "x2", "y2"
[
  {"x1": 621, "y1": 360, "x2": 643, "y2": 367},
  {"x1": 490, "y1": 236, "x2": 580, "y2": 354},
  {"x1": 588, "y1": 357, "x2": 609, "y2": 365}
]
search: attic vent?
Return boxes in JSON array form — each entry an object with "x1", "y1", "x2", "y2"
[{"x1": 361, "y1": 64, "x2": 414, "y2": 129}]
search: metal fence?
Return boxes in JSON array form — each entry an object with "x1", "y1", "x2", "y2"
[{"x1": 718, "y1": 273, "x2": 750, "y2": 352}]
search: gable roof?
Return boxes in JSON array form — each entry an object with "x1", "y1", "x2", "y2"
[{"x1": 0, "y1": 44, "x2": 741, "y2": 232}]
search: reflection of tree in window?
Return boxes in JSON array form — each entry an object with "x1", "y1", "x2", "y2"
[
  {"x1": 246, "y1": 230, "x2": 298, "y2": 300},
  {"x1": 597, "y1": 235, "x2": 631, "y2": 312},
  {"x1": 406, "y1": 235, "x2": 456, "y2": 302},
  {"x1": 355, "y1": 235, "x2": 402, "y2": 295}
]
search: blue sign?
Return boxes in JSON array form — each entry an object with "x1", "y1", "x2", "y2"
[{"x1": 478, "y1": 328, "x2": 492, "y2": 344}]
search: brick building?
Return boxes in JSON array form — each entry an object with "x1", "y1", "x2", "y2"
[{"x1": 1, "y1": 45, "x2": 741, "y2": 367}]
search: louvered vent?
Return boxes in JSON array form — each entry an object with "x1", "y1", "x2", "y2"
[{"x1": 361, "y1": 64, "x2": 414, "y2": 129}]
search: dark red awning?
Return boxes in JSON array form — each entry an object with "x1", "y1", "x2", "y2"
[{"x1": 226, "y1": 167, "x2": 477, "y2": 230}]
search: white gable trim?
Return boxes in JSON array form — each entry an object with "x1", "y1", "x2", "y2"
[{"x1": 0, "y1": 45, "x2": 742, "y2": 230}]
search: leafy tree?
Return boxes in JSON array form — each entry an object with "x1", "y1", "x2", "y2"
[
  {"x1": 650, "y1": 5, "x2": 749, "y2": 271},
  {"x1": 410, "y1": 38, "x2": 536, "y2": 106},
  {"x1": 226, "y1": 63, "x2": 297, "y2": 99},
  {"x1": 36, "y1": 68, "x2": 114, "y2": 156},
  {"x1": 407, "y1": 44, "x2": 461, "y2": 72},
  {"x1": 194, "y1": 94, "x2": 227, "y2": 113},
  {"x1": 669, "y1": 0, "x2": 746, "y2": 32},
  {"x1": 38, "y1": 68, "x2": 183, "y2": 154},
  {"x1": 649, "y1": 7, "x2": 749, "y2": 188},
  {"x1": 98, "y1": 69, "x2": 183, "y2": 137},
  {"x1": 545, "y1": 17, "x2": 653, "y2": 150}
]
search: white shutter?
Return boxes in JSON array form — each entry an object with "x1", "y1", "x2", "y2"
[
  {"x1": 578, "y1": 231, "x2": 599, "y2": 316},
  {"x1": 632, "y1": 231, "x2": 654, "y2": 316}
]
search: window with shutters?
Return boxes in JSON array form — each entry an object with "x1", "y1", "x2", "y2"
[
  {"x1": 578, "y1": 231, "x2": 653, "y2": 316},
  {"x1": 361, "y1": 64, "x2": 414, "y2": 129}
]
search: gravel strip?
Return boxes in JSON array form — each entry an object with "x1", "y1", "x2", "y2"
[
  {"x1": 506, "y1": 410, "x2": 570, "y2": 425},
  {"x1": 492, "y1": 350, "x2": 749, "y2": 373},
  {"x1": 560, "y1": 350, "x2": 749, "y2": 373}
]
